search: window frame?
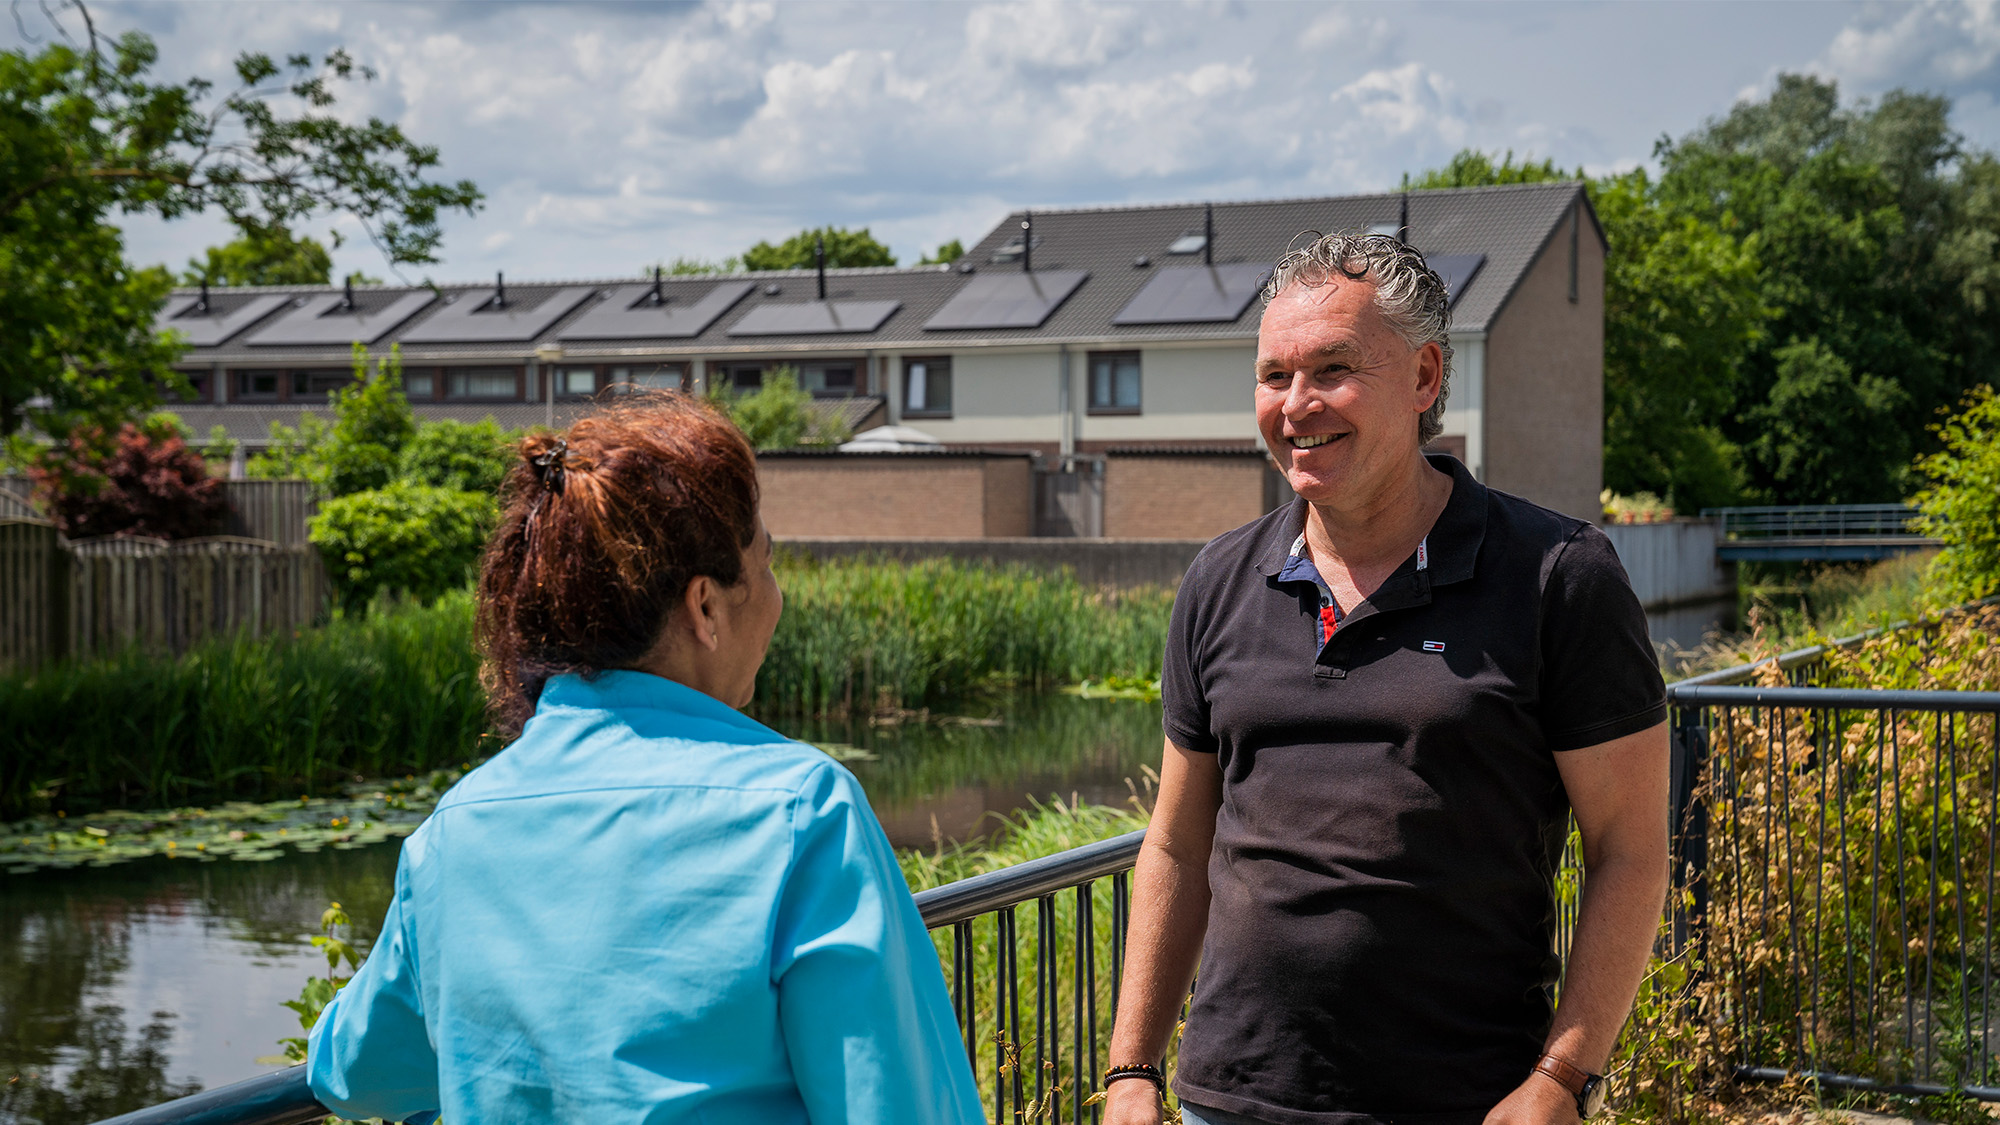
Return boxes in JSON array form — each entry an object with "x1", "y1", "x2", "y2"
[
  {"x1": 900, "y1": 356, "x2": 953, "y2": 419},
  {"x1": 1085, "y1": 350, "x2": 1143, "y2": 415},
  {"x1": 444, "y1": 365, "x2": 524, "y2": 402},
  {"x1": 230, "y1": 369, "x2": 284, "y2": 402}
]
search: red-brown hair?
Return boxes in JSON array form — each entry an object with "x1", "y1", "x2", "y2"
[{"x1": 476, "y1": 392, "x2": 759, "y2": 736}]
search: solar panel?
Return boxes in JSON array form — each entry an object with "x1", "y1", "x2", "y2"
[
  {"x1": 922, "y1": 270, "x2": 1089, "y2": 331},
  {"x1": 1111, "y1": 263, "x2": 1271, "y2": 326},
  {"x1": 1427, "y1": 254, "x2": 1486, "y2": 307},
  {"x1": 727, "y1": 300, "x2": 901, "y2": 337},
  {"x1": 399, "y1": 286, "x2": 596, "y2": 344},
  {"x1": 558, "y1": 280, "x2": 755, "y2": 342},
  {"x1": 155, "y1": 294, "x2": 291, "y2": 347},
  {"x1": 244, "y1": 291, "x2": 438, "y2": 347}
]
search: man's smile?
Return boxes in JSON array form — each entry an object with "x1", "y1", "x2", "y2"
[{"x1": 1288, "y1": 433, "x2": 1346, "y2": 449}]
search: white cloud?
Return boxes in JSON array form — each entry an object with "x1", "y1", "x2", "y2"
[
  {"x1": 964, "y1": 0, "x2": 1144, "y2": 74},
  {"x1": 1820, "y1": 1, "x2": 2000, "y2": 89}
]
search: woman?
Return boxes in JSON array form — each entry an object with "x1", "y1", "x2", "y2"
[{"x1": 307, "y1": 394, "x2": 983, "y2": 1124}]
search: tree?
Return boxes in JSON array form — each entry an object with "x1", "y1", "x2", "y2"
[
  {"x1": 29, "y1": 415, "x2": 225, "y2": 539},
  {"x1": 1913, "y1": 384, "x2": 2000, "y2": 603},
  {"x1": 918, "y1": 239, "x2": 964, "y2": 266},
  {"x1": 1657, "y1": 74, "x2": 1994, "y2": 503},
  {"x1": 1403, "y1": 150, "x2": 1581, "y2": 189},
  {"x1": 706, "y1": 368, "x2": 852, "y2": 450},
  {"x1": 1, "y1": 5, "x2": 483, "y2": 442},
  {"x1": 183, "y1": 224, "x2": 333, "y2": 286},
  {"x1": 249, "y1": 344, "x2": 415, "y2": 496},
  {"x1": 741, "y1": 226, "x2": 896, "y2": 271},
  {"x1": 1407, "y1": 149, "x2": 1762, "y2": 509},
  {"x1": 398, "y1": 417, "x2": 519, "y2": 493}
]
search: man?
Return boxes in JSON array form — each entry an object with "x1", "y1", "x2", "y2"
[{"x1": 1103, "y1": 234, "x2": 1669, "y2": 1125}]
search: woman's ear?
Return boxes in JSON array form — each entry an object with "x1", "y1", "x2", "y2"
[{"x1": 682, "y1": 574, "x2": 722, "y2": 652}]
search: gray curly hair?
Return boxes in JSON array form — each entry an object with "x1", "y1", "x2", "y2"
[{"x1": 1263, "y1": 232, "x2": 1454, "y2": 445}]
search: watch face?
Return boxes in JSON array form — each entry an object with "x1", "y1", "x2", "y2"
[{"x1": 1581, "y1": 1076, "x2": 1608, "y2": 1117}]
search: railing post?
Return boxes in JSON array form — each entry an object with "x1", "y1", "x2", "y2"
[{"x1": 1668, "y1": 698, "x2": 1711, "y2": 953}]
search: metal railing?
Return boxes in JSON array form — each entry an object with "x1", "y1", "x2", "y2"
[
  {"x1": 96, "y1": 831, "x2": 1150, "y2": 1125},
  {"x1": 96, "y1": 606, "x2": 2000, "y2": 1123},
  {"x1": 1670, "y1": 684, "x2": 2000, "y2": 1096},
  {"x1": 1706, "y1": 504, "x2": 1925, "y2": 541}
]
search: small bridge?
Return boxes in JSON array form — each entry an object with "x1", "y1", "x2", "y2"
[{"x1": 1706, "y1": 504, "x2": 1942, "y2": 562}]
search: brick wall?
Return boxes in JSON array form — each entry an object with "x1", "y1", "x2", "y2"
[
  {"x1": 1483, "y1": 195, "x2": 1606, "y2": 520},
  {"x1": 758, "y1": 454, "x2": 1034, "y2": 539},
  {"x1": 1103, "y1": 453, "x2": 1272, "y2": 540}
]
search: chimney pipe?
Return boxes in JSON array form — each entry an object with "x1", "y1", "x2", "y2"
[
  {"x1": 649, "y1": 266, "x2": 664, "y2": 307},
  {"x1": 341, "y1": 276, "x2": 354, "y2": 312},
  {"x1": 197, "y1": 279, "x2": 210, "y2": 315},
  {"x1": 1204, "y1": 203, "x2": 1214, "y2": 267},
  {"x1": 1398, "y1": 192, "x2": 1409, "y2": 245},
  {"x1": 1021, "y1": 212, "x2": 1033, "y2": 273},
  {"x1": 815, "y1": 236, "x2": 827, "y2": 301},
  {"x1": 494, "y1": 271, "x2": 507, "y2": 309}
]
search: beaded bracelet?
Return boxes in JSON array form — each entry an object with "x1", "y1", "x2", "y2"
[{"x1": 1104, "y1": 1063, "x2": 1166, "y2": 1094}]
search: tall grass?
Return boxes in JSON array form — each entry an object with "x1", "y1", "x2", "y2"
[
  {"x1": 1, "y1": 593, "x2": 492, "y2": 819},
  {"x1": 2, "y1": 557, "x2": 1176, "y2": 819},
  {"x1": 758, "y1": 554, "x2": 1172, "y2": 714}
]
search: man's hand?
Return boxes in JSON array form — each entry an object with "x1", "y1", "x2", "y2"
[
  {"x1": 1101, "y1": 1078, "x2": 1166, "y2": 1125},
  {"x1": 1482, "y1": 1073, "x2": 1579, "y2": 1125}
]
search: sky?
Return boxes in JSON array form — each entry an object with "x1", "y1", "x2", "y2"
[{"x1": 15, "y1": 0, "x2": 2000, "y2": 286}]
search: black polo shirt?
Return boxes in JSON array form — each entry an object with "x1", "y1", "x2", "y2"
[{"x1": 1161, "y1": 455, "x2": 1665, "y2": 1125}]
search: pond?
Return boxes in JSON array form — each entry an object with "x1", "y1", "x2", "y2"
[{"x1": 0, "y1": 693, "x2": 1162, "y2": 1124}]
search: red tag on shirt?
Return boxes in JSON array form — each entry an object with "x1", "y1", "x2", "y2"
[{"x1": 1320, "y1": 605, "x2": 1338, "y2": 644}]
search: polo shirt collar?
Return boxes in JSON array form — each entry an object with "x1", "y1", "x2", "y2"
[{"x1": 1252, "y1": 453, "x2": 1487, "y2": 586}]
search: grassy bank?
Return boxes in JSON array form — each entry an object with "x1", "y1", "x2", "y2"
[
  {"x1": 759, "y1": 554, "x2": 1171, "y2": 713},
  {"x1": 1, "y1": 557, "x2": 1174, "y2": 819}
]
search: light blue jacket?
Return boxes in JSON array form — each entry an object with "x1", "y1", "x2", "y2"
[{"x1": 306, "y1": 671, "x2": 982, "y2": 1124}]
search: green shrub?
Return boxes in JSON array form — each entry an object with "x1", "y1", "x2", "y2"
[
  {"x1": 706, "y1": 367, "x2": 852, "y2": 450},
  {"x1": 1914, "y1": 383, "x2": 2000, "y2": 603},
  {"x1": 251, "y1": 344, "x2": 416, "y2": 497},
  {"x1": 398, "y1": 417, "x2": 519, "y2": 492},
  {"x1": 311, "y1": 482, "x2": 494, "y2": 611}
]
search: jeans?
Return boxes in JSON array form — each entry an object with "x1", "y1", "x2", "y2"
[{"x1": 1179, "y1": 1102, "x2": 1282, "y2": 1125}]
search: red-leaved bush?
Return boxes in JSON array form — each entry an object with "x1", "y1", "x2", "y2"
[{"x1": 31, "y1": 421, "x2": 227, "y2": 540}]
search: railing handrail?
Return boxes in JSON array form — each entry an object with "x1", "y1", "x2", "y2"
[
  {"x1": 1669, "y1": 684, "x2": 2000, "y2": 712},
  {"x1": 1671, "y1": 595, "x2": 2000, "y2": 689},
  {"x1": 914, "y1": 828, "x2": 1145, "y2": 929},
  {"x1": 1700, "y1": 504, "x2": 1926, "y2": 542},
  {"x1": 91, "y1": 1066, "x2": 321, "y2": 1125}
]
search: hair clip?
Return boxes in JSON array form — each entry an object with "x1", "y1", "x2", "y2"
[{"x1": 532, "y1": 438, "x2": 568, "y2": 495}]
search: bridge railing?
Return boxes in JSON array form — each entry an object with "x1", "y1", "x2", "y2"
[
  {"x1": 1705, "y1": 504, "x2": 1923, "y2": 541},
  {"x1": 93, "y1": 607, "x2": 2000, "y2": 1124}
]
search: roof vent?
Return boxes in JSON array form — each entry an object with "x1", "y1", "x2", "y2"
[
  {"x1": 1364, "y1": 222, "x2": 1400, "y2": 238},
  {"x1": 764, "y1": 283, "x2": 782, "y2": 297},
  {"x1": 338, "y1": 277, "x2": 355, "y2": 313},
  {"x1": 990, "y1": 214, "x2": 1040, "y2": 266},
  {"x1": 196, "y1": 279, "x2": 210, "y2": 315},
  {"x1": 1133, "y1": 255, "x2": 1151, "y2": 269},
  {"x1": 645, "y1": 267, "x2": 666, "y2": 308},
  {"x1": 815, "y1": 236, "x2": 827, "y2": 300},
  {"x1": 958, "y1": 261, "x2": 977, "y2": 275},
  {"x1": 1166, "y1": 229, "x2": 1207, "y2": 255},
  {"x1": 476, "y1": 271, "x2": 509, "y2": 313}
]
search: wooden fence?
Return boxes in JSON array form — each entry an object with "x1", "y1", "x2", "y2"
[
  {"x1": 0, "y1": 519, "x2": 326, "y2": 669},
  {"x1": 0, "y1": 476, "x2": 318, "y2": 545}
]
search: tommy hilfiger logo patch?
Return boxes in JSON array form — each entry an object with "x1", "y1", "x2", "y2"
[{"x1": 1422, "y1": 641, "x2": 1446, "y2": 653}]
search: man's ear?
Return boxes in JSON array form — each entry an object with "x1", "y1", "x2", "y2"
[
  {"x1": 1414, "y1": 341, "x2": 1445, "y2": 412},
  {"x1": 682, "y1": 575, "x2": 721, "y2": 652}
]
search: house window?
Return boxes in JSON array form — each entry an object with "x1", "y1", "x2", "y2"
[
  {"x1": 798, "y1": 362, "x2": 856, "y2": 397},
  {"x1": 233, "y1": 369, "x2": 282, "y2": 401},
  {"x1": 557, "y1": 367, "x2": 597, "y2": 397},
  {"x1": 903, "y1": 358, "x2": 952, "y2": 417},
  {"x1": 1087, "y1": 352, "x2": 1142, "y2": 413},
  {"x1": 291, "y1": 369, "x2": 352, "y2": 399},
  {"x1": 719, "y1": 365, "x2": 763, "y2": 393},
  {"x1": 447, "y1": 367, "x2": 519, "y2": 400},
  {"x1": 404, "y1": 369, "x2": 436, "y2": 399},
  {"x1": 611, "y1": 365, "x2": 685, "y2": 392}
]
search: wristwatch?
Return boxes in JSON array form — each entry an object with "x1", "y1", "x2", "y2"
[{"x1": 1532, "y1": 1054, "x2": 1606, "y2": 1118}]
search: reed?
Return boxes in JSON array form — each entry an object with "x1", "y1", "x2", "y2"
[
  {"x1": 759, "y1": 554, "x2": 1172, "y2": 714},
  {"x1": 2, "y1": 557, "x2": 1176, "y2": 819},
  {"x1": 0, "y1": 592, "x2": 493, "y2": 819}
]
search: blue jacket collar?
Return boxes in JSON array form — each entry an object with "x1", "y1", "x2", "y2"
[{"x1": 535, "y1": 670, "x2": 788, "y2": 745}]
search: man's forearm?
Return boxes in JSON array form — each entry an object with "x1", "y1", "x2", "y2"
[
  {"x1": 1106, "y1": 837, "x2": 1212, "y2": 1066},
  {"x1": 1541, "y1": 849, "x2": 1670, "y2": 1072}
]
